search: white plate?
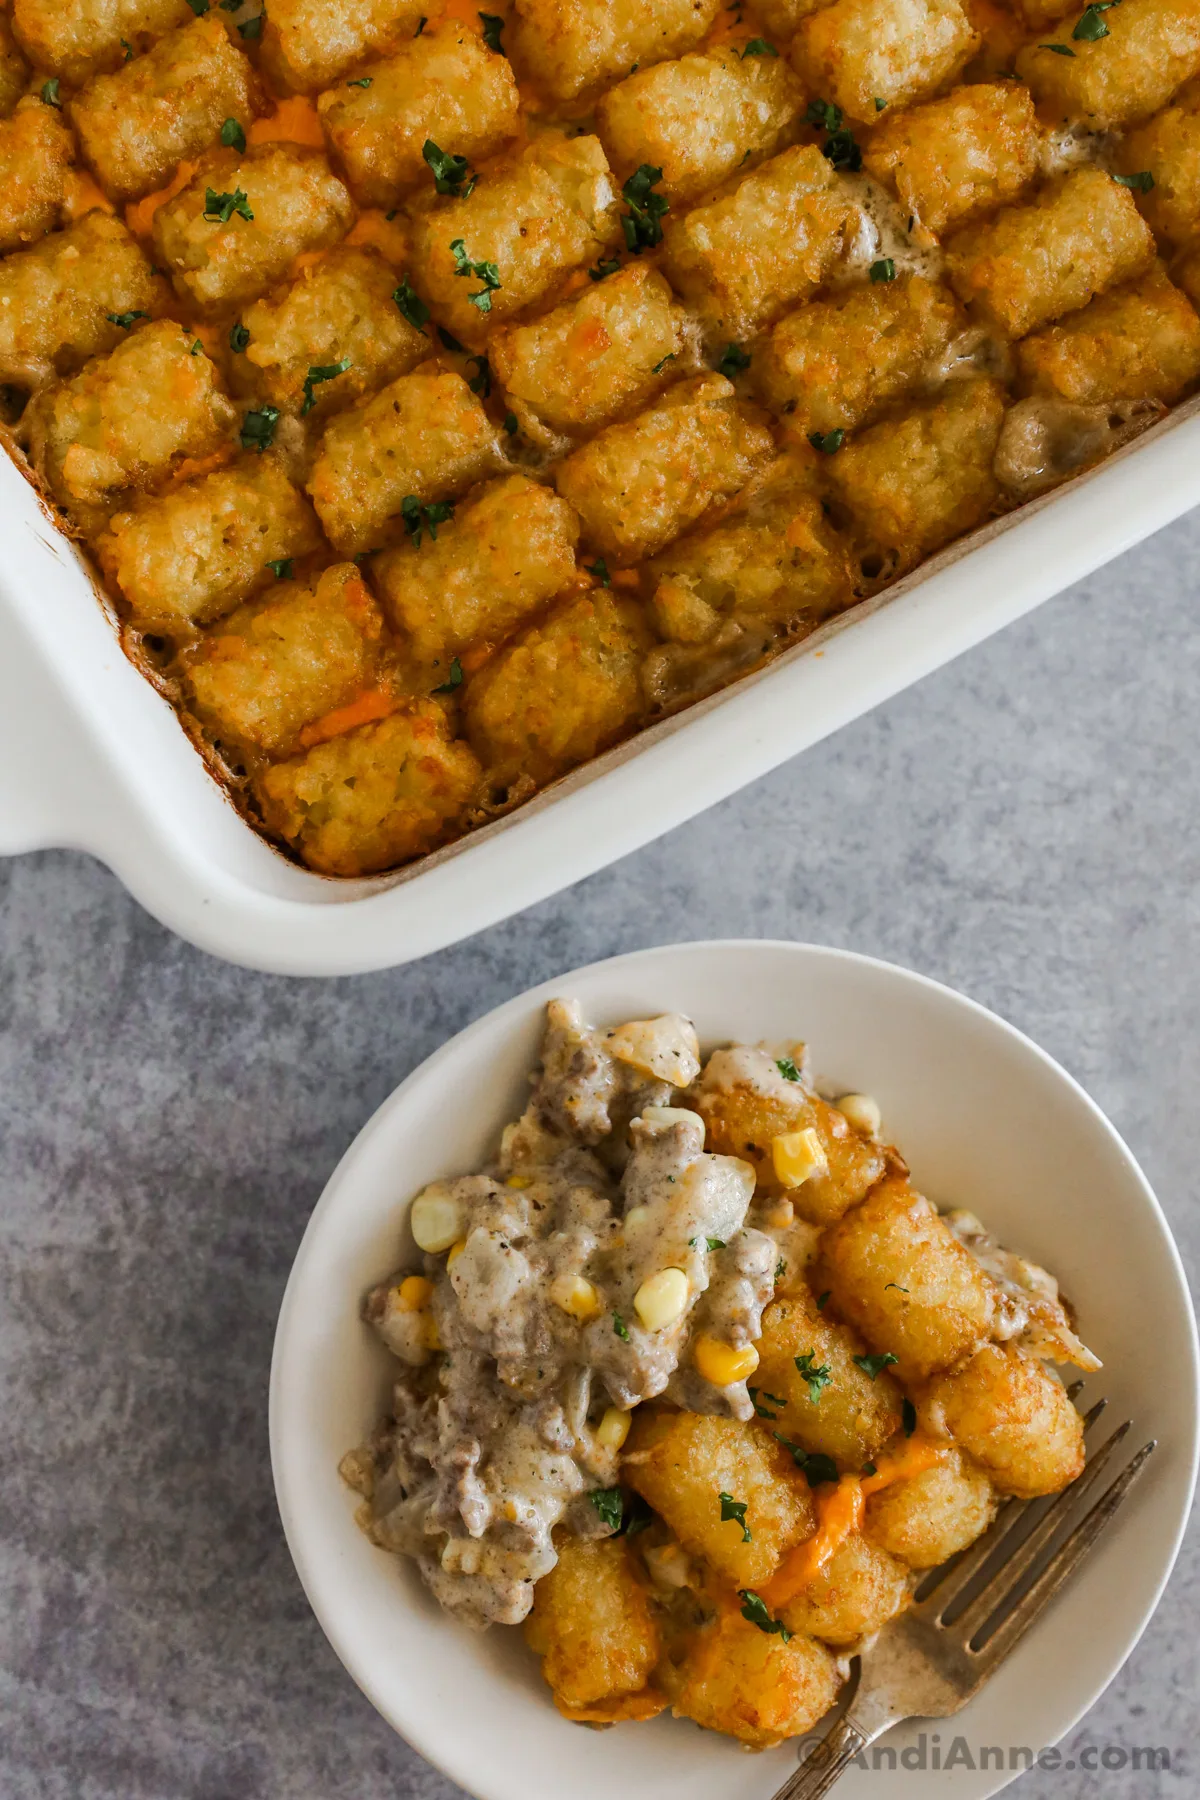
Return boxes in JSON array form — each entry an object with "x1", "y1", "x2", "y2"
[
  {"x1": 3, "y1": 400, "x2": 1200, "y2": 975},
  {"x1": 270, "y1": 940, "x2": 1199, "y2": 1800}
]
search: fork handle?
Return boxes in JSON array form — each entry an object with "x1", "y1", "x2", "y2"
[{"x1": 770, "y1": 1704, "x2": 894, "y2": 1800}]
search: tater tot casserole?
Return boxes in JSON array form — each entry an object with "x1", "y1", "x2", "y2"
[
  {"x1": 2, "y1": 0, "x2": 1199, "y2": 876},
  {"x1": 341, "y1": 1001, "x2": 1100, "y2": 1746}
]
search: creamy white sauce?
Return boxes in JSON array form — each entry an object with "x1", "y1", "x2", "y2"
[{"x1": 832, "y1": 172, "x2": 946, "y2": 287}]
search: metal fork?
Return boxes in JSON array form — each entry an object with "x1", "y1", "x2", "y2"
[{"x1": 772, "y1": 1390, "x2": 1155, "y2": 1800}]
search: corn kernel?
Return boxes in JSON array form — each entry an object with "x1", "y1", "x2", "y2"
[
  {"x1": 771, "y1": 1125, "x2": 828, "y2": 1189},
  {"x1": 624, "y1": 1204, "x2": 652, "y2": 1233},
  {"x1": 410, "y1": 1185, "x2": 467, "y2": 1253},
  {"x1": 693, "y1": 1334, "x2": 760, "y2": 1386},
  {"x1": 763, "y1": 1198, "x2": 795, "y2": 1229},
  {"x1": 446, "y1": 1238, "x2": 468, "y2": 1267},
  {"x1": 595, "y1": 1406, "x2": 631, "y2": 1449},
  {"x1": 633, "y1": 1266, "x2": 689, "y2": 1331},
  {"x1": 838, "y1": 1092, "x2": 882, "y2": 1137},
  {"x1": 550, "y1": 1272, "x2": 602, "y2": 1321},
  {"x1": 421, "y1": 1312, "x2": 443, "y2": 1350},
  {"x1": 506, "y1": 1174, "x2": 532, "y2": 1189},
  {"x1": 396, "y1": 1274, "x2": 434, "y2": 1311}
]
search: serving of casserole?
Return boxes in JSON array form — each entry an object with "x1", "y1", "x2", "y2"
[{"x1": 0, "y1": 0, "x2": 1199, "y2": 969}]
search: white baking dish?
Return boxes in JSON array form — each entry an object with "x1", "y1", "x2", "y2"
[{"x1": 2, "y1": 398, "x2": 1198, "y2": 976}]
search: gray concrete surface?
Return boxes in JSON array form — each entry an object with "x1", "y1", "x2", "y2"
[{"x1": 2, "y1": 507, "x2": 1198, "y2": 1800}]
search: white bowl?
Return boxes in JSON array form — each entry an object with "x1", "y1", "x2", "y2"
[{"x1": 270, "y1": 941, "x2": 1198, "y2": 1800}]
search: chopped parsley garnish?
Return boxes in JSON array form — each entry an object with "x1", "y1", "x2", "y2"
[
  {"x1": 1039, "y1": 41, "x2": 1076, "y2": 54},
  {"x1": 190, "y1": 339, "x2": 204, "y2": 355},
  {"x1": 424, "y1": 140, "x2": 476, "y2": 198},
  {"x1": 185, "y1": 0, "x2": 209, "y2": 12},
  {"x1": 479, "y1": 11, "x2": 505, "y2": 52},
  {"x1": 1074, "y1": 0, "x2": 1119, "y2": 39},
  {"x1": 795, "y1": 1351, "x2": 832, "y2": 1403},
  {"x1": 393, "y1": 278, "x2": 430, "y2": 332},
  {"x1": 874, "y1": 96, "x2": 887, "y2": 110},
  {"x1": 651, "y1": 352, "x2": 677, "y2": 374},
  {"x1": 738, "y1": 1590, "x2": 791, "y2": 1639},
  {"x1": 467, "y1": 354, "x2": 491, "y2": 398},
  {"x1": 719, "y1": 1492, "x2": 752, "y2": 1541},
  {"x1": 775, "y1": 1056, "x2": 801, "y2": 1082},
  {"x1": 884, "y1": 1281, "x2": 909, "y2": 1294},
  {"x1": 586, "y1": 558, "x2": 611, "y2": 587},
  {"x1": 105, "y1": 311, "x2": 148, "y2": 330},
  {"x1": 862, "y1": 1461, "x2": 877, "y2": 1476},
  {"x1": 590, "y1": 1487, "x2": 624, "y2": 1531},
  {"x1": 220, "y1": 117, "x2": 246, "y2": 153},
  {"x1": 774, "y1": 1257, "x2": 786, "y2": 1284},
  {"x1": 613, "y1": 1310, "x2": 631, "y2": 1342},
  {"x1": 41, "y1": 78, "x2": 61, "y2": 107},
  {"x1": 347, "y1": 75, "x2": 372, "y2": 87},
  {"x1": 806, "y1": 97, "x2": 843, "y2": 131},
  {"x1": 621, "y1": 164, "x2": 669, "y2": 253},
  {"x1": 204, "y1": 187, "x2": 253, "y2": 224},
  {"x1": 1114, "y1": 169, "x2": 1155, "y2": 191},
  {"x1": 620, "y1": 1494, "x2": 654, "y2": 1537},
  {"x1": 809, "y1": 428, "x2": 845, "y2": 454},
  {"x1": 740, "y1": 37, "x2": 778, "y2": 56},
  {"x1": 239, "y1": 404, "x2": 280, "y2": 451},
  {"x1": 237, "y1": 11, "x2": 264, "y2": 39},
  {"x1": 228, "y1": 321, "x2": 250, "y2": 352},
  {"x1": 902, "y1": 1396, "x2": 917, "y2": 1437},
  {"x1": 503, "y1": 411, "x2": 518, "y2": 434},
  {"x1": 415, "y1": 16, "x2": 427, "y2": 35},
  {"x1": 400, "y1": 495, "x2": 454, "y2": 546},
  {"x1": 822, "y1": 128, "x2": 863, "y2": 171},
  {"x1": 870, "y1": 258, "x2": 896, "y2": 282},
  {"x1": 717, "y1": 342, "x2": 752, "y2": 378},
  {"x1": 266, "y1": 557, "x2": 293, "y2": 579},
  {"x1": 450, "y1": 238, "x2": 501, "y2": 311},
  {"x1": 748, "y1": 1386, "x2": 787, "y2": 1420},
  {"x1": 438, "y1": 325, "x2": 467, "y2": 353},
  {"x1": 301, "y1": 358, "x2": 352, "y2": 415},
  {"x1": 690, "y1": 1235, "x2": 726, "y2": 1250},
  {"x1": 854, "y1": 1351, "x2": 899, "y2": 1379},
  {"x1": 432, "y1": 655, "x2": 464, "y2": 694},
  {"x1": 773, "y1": 1435, "x2": 839, "y2": 1486},
  {"x1": 121, "y1": 38, "x2": 133, "y2": 60},
  {"x1": 589, "y1": 258, "x2": 621, "y2": 281},
  {"x1": 219, "y1": 0, "x2": 242, "y2": 9}
]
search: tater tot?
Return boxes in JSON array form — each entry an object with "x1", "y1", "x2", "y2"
[
  {"x1": 0, "y1": 98, "x2": 74, "y2": 257},
  {"x1": 661, "y1": 145, "x2": 860, "y2": 344},
  {"x1": 792, "y1": 0, "x2": 980, "y2": 123},
  {"x1": 596, "y1": 40, "x2": 804, "y2": 203},
  {"x1": 260, "y1": 0, "x2": 429, "y2": 94},
  {"x1": 863, "y1": 83, "x2": 1040, "y2": 236},
  {"x1": 1015, "y1": 266, "x2": 1200, "y2": 406},
  {"x1": 1175, "y1": 235, "x2": 1200, "y2": 307},
  {"x1": 816, "y1": 1175, "x2": 999, "y2": 1381},
  {"x1": 946, "y1": 168, "x2": 1156, "y2": 339},
  {"x1": 780, "y1": 1533, "x2": 911, "y2": 1645},
  {"x1": 754, "y1": 1287, "x2": 904, "y2": 1469},
  {"x1": 757, "y1": 275, "x2": 966, "y2": 437},
  {"x1": 23, "y1": 319, "x2": 237, "y2": 530},
  {"x1": 524, "y1": 1538, "x2": 662, "y2": 1718},
  {"x1": 509, "y1": 0, "x2": 724, "y2": 103},
  {"x1": 372, "y1": 474, "x2": 579, "y2": 661},
  {"x1": 624, "y1": 1408, "x2": 816, "y2": 1588},
  {"x1": 1017, "y1": 0, "x2": 1200, "y2": 130},
  {"x1": 317, "y1": 24, "x2": 521, "y2": 208},
  {"x1": 1118, "y1": 83, "x2": 1200, "y2": 244},
  {"x1": 489, "y1": 263, "x2": 687, "y2": 440},
  {"x1": 152, "y1": 144, "x2": 354, "y2": 314},
  {"x1": 756, "y1": 0, "x2": 837, "y2": 29},
  {"x1": 671, "y1": 1610, "x2": 840, "y2": 1748},
  {"x1": 825, "y1": 377, "x2": 1007, "y2": 578},
  {"x1": 553, "y1": 374, "x2": 774, "y2": 564},
  {"x1": 11, "y1": 0, "x2": 192, "y2": 85},
  {"x1": 920, "y1": 1343, "x2": 1086, "y2": 1497},
  {"x1": 95, "y1": 456, "x2": 322, "y2": 631},
  {"x1": 306, "y1": 366, "x2": 504, "y2": 555},
  {"x1": 465, "y1": 590, "x2": 651, "y2": 786},
  {"x1": 863, "y1": 1446, "x2": 997, "y2": 1568},
  {"x1": 69, "y1": 15, "x2": 262, "y2": 205},
  {"x1": 408, "y1": 132, "x2": 622, "y2": 350},
  {"x1": 230, "y1": 246, "x2": 428, "y2": 419},
  {"x1": 178, "y1": 563, "x2": 384, "y2": 753},
  {"x1": 693, "y1": 1045, "x2": 887, "y2": 1220},
  {"x1": 0, "y1": 16, "x2": 29, "y2": 118},
  {"x1": 0, "y1": 212, "x2": 170, "y2": 389},
  {"x1": 256, "y1": 701, "x2": 482, "y2": 875}
]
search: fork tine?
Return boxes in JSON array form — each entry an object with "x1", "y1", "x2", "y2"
[
  {"x1": 944, "y1": 1420, "x2": 1132, "y2": 1638},
  {"x1": 1081, "y1": 1395, "x2": 1108, "y2": 1432},
  {"x1": 968, "y1": 1440, "x2": 1156, "y2": 1673},
  {"x1": 1066, "y1": 1378, "x2": 1085, "y2": 1401}
]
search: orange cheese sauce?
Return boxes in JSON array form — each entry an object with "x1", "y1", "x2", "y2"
[
  {"x1": 63, "y1": 172, "x2": 115, "y2": 223},
  {"x1": 298, "y1": 686, "x2": 398, "y2": 748},
  {"x1": 248, "y1": 95, "x2": 325, "y2": 150},
  {"x1": 124, "y1": 160, "x2": 195, "y2": 238}
]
